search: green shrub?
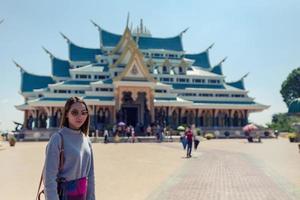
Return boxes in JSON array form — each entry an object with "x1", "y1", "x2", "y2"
[{"x1": 204, "y1": 133, "x2": 215, "y2": 140}]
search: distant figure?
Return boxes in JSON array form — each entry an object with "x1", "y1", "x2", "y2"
[
  {"x1": 131, "y1": 127, "x2": 136, "y2": 143},
  {"x1": 104, "y1": 130, "x2": 109, "y2": 144},
  {"x1": 146, "y1": 126, "x2": 151, "y2": 136},
  {"x1": 126, "y1": 126, "x2": 131, "y2": 139},
  {"x1": 191, "y1": 124, "x2": 200, "y2": 150},
  {"x1": 185, "y1": 127, "x2": 193, "y2": 158},
  {"x1": 274, "y1": 130, "x2": 279, "y2": 139},
  {"x1": 180, "y1": 130, "x2": 187, "y2": 149},
  {"x1": 156, "y1": 124, "x2": 161, "y2": 142}
]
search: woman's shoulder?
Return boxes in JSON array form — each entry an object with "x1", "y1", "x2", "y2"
[{"x1": 48, "y1": 129, "x2": 63, "y2": 145}]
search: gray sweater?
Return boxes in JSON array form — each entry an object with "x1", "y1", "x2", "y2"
[{"x1": 43, "y1": 127, "x2": 95, "y2": 200}]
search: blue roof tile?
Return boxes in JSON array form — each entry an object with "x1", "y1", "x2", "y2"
[
  {"x1": 136, "y1": 36, "x2": 183, "y2": 51},
  {"x1": 211, "y1": 64, "x2": 223, "y2": 75},
  {"x1": 227, "y1": 80, "x2": 245, "y2": 90},
  {"x1": 69, "y1": 43, "x2": 102, "y2": 62},
  {"x1": 52, "y1": 57, "x2": 71, "y2": 77},
  {"x1": 101, "y1": 29, "x2": 183, "y2": 51},
  {"x1": 21, "y1": 72, "x2": 55, "y2": 92},
  {"x1": 185, "y1": 51, "x2": 211, "y2": 69},
  {"x1": 101, "y1": 29, "x2": 122, "y2": 47}
]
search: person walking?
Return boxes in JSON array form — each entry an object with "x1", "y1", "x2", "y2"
[
  {"x1": 185, "y1": 127, "x2": 193, "y2": 158},
  {"x1": 191, "y1": 124, "x2": 200, "y2": 150},
  {"x1": 103, "y1": 129, "x2": 109, "y2": 144},
  {"x1": 38, "y1": 96, "x2": 95, "y2": 200},
  {"x1": 131, "y1": 127, "x2": 136, "y2": 143}
]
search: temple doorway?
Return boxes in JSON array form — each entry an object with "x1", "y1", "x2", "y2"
[{"x1": 122, "y1": 106, "x2": 138, "y2": 126}]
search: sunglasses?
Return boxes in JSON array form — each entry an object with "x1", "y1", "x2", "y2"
[{"x1": 69, "y1": 109, "x2": 88, "y2": 117}]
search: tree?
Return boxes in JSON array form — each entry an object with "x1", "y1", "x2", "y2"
[
  {"x1": 267, "y1": 113, "x2": 300, "y2": 132},
  {"x1": 280, "y1": 67, "x2": 300, "y2": 107}
]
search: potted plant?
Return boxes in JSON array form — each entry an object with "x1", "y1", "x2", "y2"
[
  {"x1": 204, "y1": 133, "x2": 215, "y2": 140},
  {"x1": 288, "y1": 133, "x2": 297, "y2": 142},
  {"x1": 224, "y1": 131, "x2": 230, "y2": 138},
  {"x1": 8, "y1": 135, "x2": 17, "y2": 147}
]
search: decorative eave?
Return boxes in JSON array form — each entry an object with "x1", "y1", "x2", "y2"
[
  {"x1": 113, "y1": 40, "x2": 156, "y2": 83},
  {"x1": 184, "y1": 43, "x2": 214, "y2": 69},
  {"x1": 14, "y1": 60, "x2": 55, "y2": 93},
  {"x1": 211, "y1": 57, "x2": 227, "y2": 75},
  {"x1": 42, "y1": 47, "x2": 71, "y2": 78},
  {"x1": 111, "y1": 27, "x2": 133, "y2": 55},
  {"x1": 226, "y1": 73, "x2": 249, "y2": 90}
]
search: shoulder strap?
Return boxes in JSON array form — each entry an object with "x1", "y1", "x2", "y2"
[
  {"x1": 58, "y1": 132, "x2": 65, "y2": 172},
  {"x1": 36, "y1": 132, "x2": 65, "y2": 200}
]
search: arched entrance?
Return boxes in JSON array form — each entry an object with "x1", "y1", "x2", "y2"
[{"x1": 117, "y1": 91, "x2": 149, "y2": 127}]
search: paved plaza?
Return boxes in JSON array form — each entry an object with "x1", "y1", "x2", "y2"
[{"x1": 0, "y1": 137, "x2": 299, "y2": 200}]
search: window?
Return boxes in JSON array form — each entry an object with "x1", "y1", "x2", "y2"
[
  {"x1": 114, "y1": 72, "x2": 118, "y2": 77},
  {"x1": 179, "y1": 67, "x2": 183, "y2": 74},
  {"x1": 96, "y1": 88, "x2": 113, "y2": 92},
  {"x1": 94, "y1": 75, "x2": 107, "y2": 80},
  {"x1": 155, "y1": 89, "x2": 167, "y2": 93},
  {"x1": 177, "y1": 78, "x2": 189, "y2": 83},
  {"x1": 75, "y1": 75, "x2": 79, "y2": 79},
  {"x1": 79, "y1": 75, "x2": 88, "y2": 79},
  {"x1": 208, "y1": 79, "x2": 220, "y2": 84},
  {"x1": 193, "y1": 79, "x2": 205, "y2": 83},
  {"x1": 162, "y1": 66, "x2": 168, "y2": 74},
  {"x1": 232, "y1": 94, "x2": 245, "y2": 98},
  {"x1": 199, "y1": 93, "x2": 213, "y2": 97},
  {"x1": 216, "y1": 94, "x2": 229, "y2": 97},
  {"x1": 58, "y1": 90, "x2": 67, "y2": 93},
  {"x1": 181, "y1": 93, "x2": 196, "y2": 96}
]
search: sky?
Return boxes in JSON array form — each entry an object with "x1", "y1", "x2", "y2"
[{"x1": 0, "y1": 0, "x2": 300, "y2": 131}]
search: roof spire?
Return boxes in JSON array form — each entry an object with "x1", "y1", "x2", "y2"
[
  {"x1": 241, "y1": 72, "x2": 249, "y2": 80},
  {"x1": 12, "y1": 59, "x2": 26, "y2": 73},
  {"x1": 90, "y1": 19, "x2": 101, "y2": 30},
  {"x1": 206, "y1": 43, "x2": 214, "y2": 51},
  {"x1": 140, "y1": 19, "x2": 143, "y2": 32},
  {"x1": 179, "y1": 27, "x2": 189, "y2": 37},
  {"x1": 126, "y1": 12, "x2": 130, "y2": 28},
  {"x1": 218, "y1": 57, "x2": 227, "y2": 65},
  {"x1": 59, "y1": 32, "x2": 71, "y2": 43},
  {"x1": 42, "y1": 46, "x2": 54, "y2": 58}
]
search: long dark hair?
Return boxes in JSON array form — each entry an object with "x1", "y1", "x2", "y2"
[{"x1": 60, "y1": 96, "x2": 90, "y2": 136}]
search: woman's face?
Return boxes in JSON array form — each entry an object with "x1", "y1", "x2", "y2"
[{"x1": 67, "y1": 102, "x2": 88, "y2": 130}]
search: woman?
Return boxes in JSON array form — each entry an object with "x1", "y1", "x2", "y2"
[{"x1": 43, "y1": 97, "x2": 95, "y2": 200}]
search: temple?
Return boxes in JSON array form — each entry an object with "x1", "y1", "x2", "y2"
[{"x1": 15, "y1": 19, "x2": 268, "y2": 137}]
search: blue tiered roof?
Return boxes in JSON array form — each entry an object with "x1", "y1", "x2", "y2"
[
  {"x1": 52, "y1": 57, "x2": 71, "y2": 77},
  {"x1": 211, "y1": 64, "x2": 223, "y2": 75},
  {"x1": 69, "y1": 42, "x2": 102, "y2": 62},
  {"x1": 185, "y1": 51, "x2": 211, "y2": 69},
  {"x1": 136, "y1": 36, "x2": 183, "y2": 51},
  {"x1": 101, "y1": 29, "x2": 183, "y2": 51},
  {"x1": 227, "y1": 79, "x2": 245, "y2": 90},
  {"x1": 21, "y1": 71, "x2": 54, "y2": 92},
  {"x1": 101, "y1": 29, "x2": 122, "y2": 47}
]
